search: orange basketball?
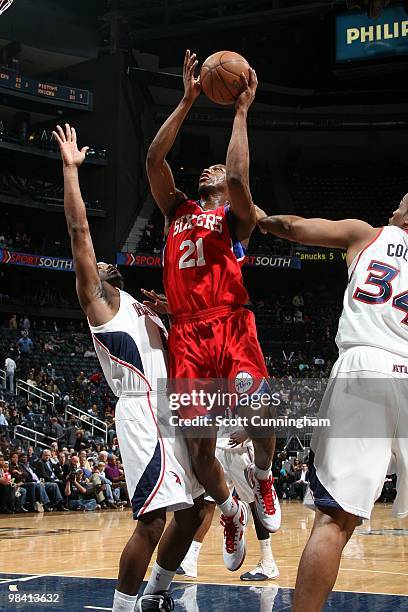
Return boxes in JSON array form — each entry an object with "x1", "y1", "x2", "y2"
[{"x1": 200, "y1": 51, "x2": 250, "y2": 106}]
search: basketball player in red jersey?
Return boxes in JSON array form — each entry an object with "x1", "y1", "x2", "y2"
[{"x1": 146, "y1": 50, "x2": 281, "y2": 571}]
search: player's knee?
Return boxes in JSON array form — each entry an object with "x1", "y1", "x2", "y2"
[
  {"x1": 315, "y1": 507, "x2": 359, "y2": 540},
  {"x1": 137, "y1": 511, "x2": 166, "y2": 548}
]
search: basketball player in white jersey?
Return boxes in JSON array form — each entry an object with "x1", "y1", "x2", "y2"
[
  {"x1": 256, "y1": 204, "x2": 408, "y2": 611},
  {"x1": 54, "y1": 123, "x2": 205, "y2": 612}
]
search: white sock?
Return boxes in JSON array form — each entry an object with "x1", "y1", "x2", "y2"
[
  {"x1": 185, "y1": 541, "x2": 202, "y2": 563},
  {"x1": 219, "y1": 494, "x2": 238, "y2": 517},
  {"x1": 254, "y1": 465, "x2": 272, "y2": 480},
  {"x1": 143, "y1": 562, "x2": 174, "y2": 595},
  {"x1": 112, "y1": 589, "x2": 138, "y2": 612},
  {"x1": 259, "y1": 538, "x2": 274, "y2": 565}
]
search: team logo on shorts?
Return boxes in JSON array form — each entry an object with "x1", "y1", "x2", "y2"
[
  {"x1": 170, "y1": 471, "x2": 182, "y2": 485},
  {"x1": 234, "y1": 371, "x2": 254, "y2": 394}
]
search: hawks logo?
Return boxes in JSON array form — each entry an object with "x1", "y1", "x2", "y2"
[{"x1": 170, "y1": 471, "x2": 182, "y2": 485}]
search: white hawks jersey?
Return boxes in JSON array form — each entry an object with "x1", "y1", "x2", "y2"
[
  {"x1": 89, "y1": 289, "x2": 168, "y2": 396},
  {"x1": 336, "y1": 225, "x2": 408, "y2": 358}
]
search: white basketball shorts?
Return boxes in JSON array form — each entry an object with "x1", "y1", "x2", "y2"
[
  {"x1": 310, "y1": 346, "x2": 408, "y2": 520},
  {"x1": 215, "y1": 444, "x2": 255, "y2": 504},
  {"x1": 115, "y1": 392, "x2": 204, "y2": 519}
]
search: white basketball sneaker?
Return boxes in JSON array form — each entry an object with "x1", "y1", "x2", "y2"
[
  {"x1": 176, "y1": 554, "x2": 198, "y2": 579},
  {"x1": 245, "y1": 463, "x2": 281, "y2": 532},
  {"x1": 220, "y1": 499, "x2": 248, "y2": 571},
  {"x1": 240, "y1": 560, "x2": 280, "y2": 581}
]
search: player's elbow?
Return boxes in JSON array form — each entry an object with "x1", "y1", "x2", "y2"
[
  {"x1": 69, "y1": 222, "x2": 89, "y2": 235},
  {"x1": 146, "y1": 146, "x2": 164, "y2": 170}
]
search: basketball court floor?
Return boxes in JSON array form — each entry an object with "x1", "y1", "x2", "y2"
[{"x1": 0, "y1": 502, "x2": 406, "y2": 611}]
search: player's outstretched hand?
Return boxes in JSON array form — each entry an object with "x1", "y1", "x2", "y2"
[
  {"x1": 183, "y1": 49, "x2": 201, "y2": 103},
  {"x1": 141, "y1": 289, "x2": 171, "y2": 315},
  {"x1": 235, "y1": 67, "x2": 258, "y2": 112},
  {"x1": 228, "y1": 429, "x2": 249, "y2": 448},
  {"x1": 52, "y1": 123, "x2": 89, "y2": 168}
]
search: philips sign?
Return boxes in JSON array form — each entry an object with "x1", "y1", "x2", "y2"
[{"x1": 336, "y1": 4, "x2": 408, "y2": 62}]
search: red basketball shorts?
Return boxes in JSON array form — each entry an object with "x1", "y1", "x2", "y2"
[{"x1": 168, "y1": 305, "x2": 270, "y2": 420}]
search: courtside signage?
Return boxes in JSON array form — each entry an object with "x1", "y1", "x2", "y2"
[
  {"x1": 336, "y1": 4, "x2": 408, "y2": 62},
  {"x1": 0, "y1": 248, "x2": 74, "y2": 271},
  {"x1": 117, "y1": 252, "x2": 301, "y2": 269}
]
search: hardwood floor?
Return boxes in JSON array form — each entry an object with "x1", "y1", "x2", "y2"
[{"x1": 0, "y1": 501, "x2": 407, "y2": 596}]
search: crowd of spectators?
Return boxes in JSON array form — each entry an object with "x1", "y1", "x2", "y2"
[{"x1": 0, "y1": 440, "x2": 129, "y2": 514}]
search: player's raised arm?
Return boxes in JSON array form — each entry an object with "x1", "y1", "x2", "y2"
[
  {"x1": 146, "y1": 50, "x2": 200, "y2": 216},
  {"x1": 225, "y1": 68, "x2": 258, "y2": 241},
  {"x1": 53, "y1": 124, "x2": 113, "y2": 322},
  {"x1": 257, "y1": 214, "x2": 377, "y2": 260}
]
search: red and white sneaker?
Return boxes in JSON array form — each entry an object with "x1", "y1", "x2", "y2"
[
  {"x1": 245, "y1": 463, "x2": 281, "y2": 532},
  {"x1": 220, "y1": 499, "x2": 248, "y2": 571}
]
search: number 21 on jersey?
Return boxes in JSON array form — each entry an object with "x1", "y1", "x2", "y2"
[{"x1": 179, "y1": 239, "x2": 206, "y2": 269}]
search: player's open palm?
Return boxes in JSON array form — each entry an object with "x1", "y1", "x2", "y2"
[
  {"x1": 141, "y1": 289, "x2": 170, "y2": 315},
  {"x1": 183, "y1": 49, "x2": 201, "y2": 102},
  {"x1": 52, "y1": 123, "x2": 89, "y2": 168}
]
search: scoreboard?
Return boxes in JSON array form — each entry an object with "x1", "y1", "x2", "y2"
[{"x1": 0, "y1": 68, "x2": 92, "y2": 108}]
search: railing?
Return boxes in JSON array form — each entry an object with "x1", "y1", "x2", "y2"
[
  {"x1": 14, "y1": 425, "x2": 56, "y2": 449},
  {"x1": 0, "y1": 368, "x2": 5, "y2": 387},
  {"x1": 16, "y1": 379, "x2": 55, "y2": 408},
  {"x1": 65, "y1": 404, "x2": 107, "y2": 443}
]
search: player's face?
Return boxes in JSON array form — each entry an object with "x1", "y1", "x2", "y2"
[
  {"x1": 389, "y1": 194, "x2": 408, "y2": 228},
  {"x1": 97, "y1": 262, "x2": 125, "y2": 290},
  {"x1": 198, "y1": 164, "x2": 226, "y2": 190}
]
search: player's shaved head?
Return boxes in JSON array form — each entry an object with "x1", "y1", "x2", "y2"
[
  {"x1": 389, "y1": 193, "x2": 408, "y2": 229},
  {"x1": 97, "y1": 262, "x2": 125, "y2": 290}
]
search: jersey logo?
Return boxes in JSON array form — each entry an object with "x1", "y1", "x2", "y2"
[
  {"x1": 173, "y1": 213, "x2": 223, "y2": 236},
  {"x1": 234, "y1": 372, "x2": 254, "y2": 394},
  {"x1": 169, "y1": 471, "x2": 182, "y2": 485}
]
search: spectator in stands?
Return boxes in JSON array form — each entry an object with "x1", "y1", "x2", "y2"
[
  {"x1": 27, "y1": 446, "x2": 37, "y2": 467},
  {"x1": 48, "y1": 417, "x2": 64, "y2": 443},
  {"x1": 26, "y1": 368, "x2": 37, "y2": 387},
  {"x1": 16, "y1": 332, "x2": 33, "y2": 354},
  {"x1": 105, "y1": 454, "x2": 128, "y2": 504},
  {"x1": 46, "y1": 363, "x2": 56, "y2": 379},
  {"x1": 64, "y1": 416, "x2": 79, "y2": 448},
  {"x1": 0, "y1": 404, "x2": 8, "y2": 438},
  {"x1": 8, "y1": 314, "x2": 17, "y2": 330},
  {"x1": 0, "y1": 455, "x2": 16, "y2": 513},
  {"x1": 97, "y1": 461, "x2": 120, "y2": 506},
  {"x1": 78, "y1": 450, "x2": 91, "y2": 471},
  {"x1": 4, "y1": 352, "x2": 16, "y2": 393},
  {"x1": 76, "y1": 371, "x2": 88, "y2": 387},
  {"x1": 7, "y1": 453, "x2": 28, "y2": 512},
  {"x1": 46, "y1": 379, "x2": 60, "y2": 396},
  {"x1": 84, "y1": 347, "x2": 96, "y2": 358},
  {"x1": 74, "y1": 429, "x2": 88, "y2": 452},
  {"x1": 21, "y1": 316, "x2": 30, "y2": 331},
  {"x1": 34, "y1": 449, "x2": 67, "y2": 511},
  {"x1": 293, "y1": 308, "x2": 303, "y2": 323},
  {"x1": 293, "y1": 463, "x2": 309, "y2": 501},
  {"x1": 54, "y1": 451, "x2": 69, "y2": 484},
  {"x1": 19, "y1": 453, "x2": 52, "y2": 512},
  {"x1": 65, "y1": 455, "x2": 99, "y2": 511}
]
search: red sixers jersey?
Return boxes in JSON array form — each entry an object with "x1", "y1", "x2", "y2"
[{"x1": 163, "y1": 199, "x2": 248, "y2": 315}]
